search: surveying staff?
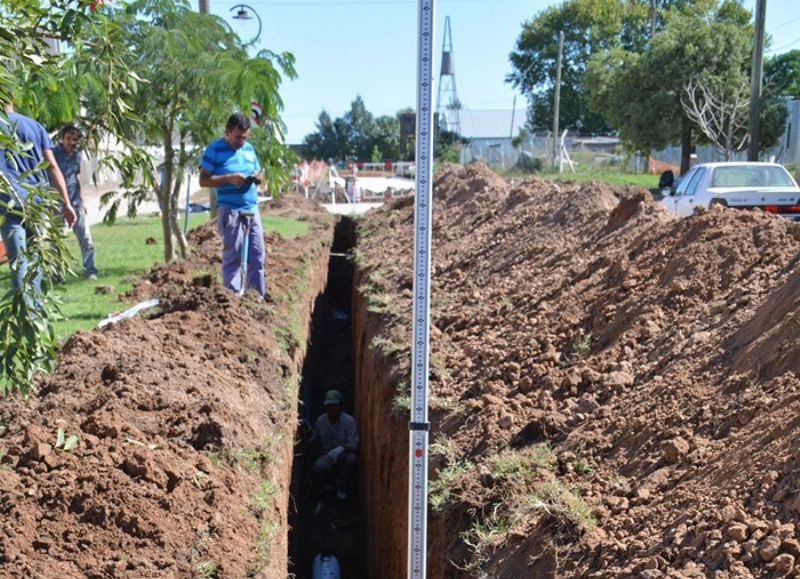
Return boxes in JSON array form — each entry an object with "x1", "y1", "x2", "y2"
[
  {"x1": 52, "y1": 125, "x2": 98, "y2": 280},
  {"x1": 313, "y1": 389, "x2": 359, "y2": 501},
  {"x1": 199, "y1": 113, "x2": 265, "y2": 298},
  {"x1": 0, "y1": 102, "x2": 76, "y2": 291}
]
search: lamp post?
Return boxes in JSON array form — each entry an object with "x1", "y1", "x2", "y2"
[{"x1": 230, "y1": 4, "x2": 262, "y2": 47}]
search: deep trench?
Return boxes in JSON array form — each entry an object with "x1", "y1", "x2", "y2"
[{"x1": 288, "y1": 216, "x2": 368, "y2": 578}]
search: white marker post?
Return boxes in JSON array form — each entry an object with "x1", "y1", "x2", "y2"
[{"x1": 408, "y1": 1, "x2": 435, "y2": 578}]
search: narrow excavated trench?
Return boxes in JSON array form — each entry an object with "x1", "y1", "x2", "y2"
[{"x1": 288, "y1": 216, "x2": 368, "y2": 578}]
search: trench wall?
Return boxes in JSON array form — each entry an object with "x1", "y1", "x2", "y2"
[
  {"x1": 352, "y1": 267, "x2": 411, "y2": 578},
  {"x1": 274, "y1": 235, "x2": 333, "y2": 574}
]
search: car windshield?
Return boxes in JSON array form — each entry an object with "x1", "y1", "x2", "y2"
[{"x1": 711, "y1": 166, "x2": 795, "y2": 188}]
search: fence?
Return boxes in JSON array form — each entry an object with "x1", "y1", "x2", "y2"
[
  {"x1": 458, "y1": 99, "x2": 800, "y2": 175},
  {"x1": 460, "y1": 135, "x2": 646, "y2": 173}
]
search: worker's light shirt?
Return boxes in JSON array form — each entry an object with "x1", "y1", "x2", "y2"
[{"x1": 314, "y1": 412, "x2": 359, "y2": 453}]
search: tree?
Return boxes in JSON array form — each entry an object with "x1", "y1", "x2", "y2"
[
  {"x1": 302, "y1": 110, "x2": 351, "y2": 162},
  {"x1": 765, "y1": 50, "x2": 800, "y2": 98},
  {"x1": 373, "y1": 115, "x2": 401, "y2": 161},
  {"x1": 345, "y1": 96, "x2": 377, "y2": 160},
  {"x1": 507, "y1": 0, "x2": 653, "y2": 134},
  {"x1": 681, "y1": 75, "x2": 750, "y2": 160},
  {"x1": 301, "y1": 96, "x2": 400, "y2": 162},
  {"x1": 91, "y1": 0, "x2": 296, "y2": 263},
  {"x1": 584, "y1": 0, "x2": 784, "y2": 172}
]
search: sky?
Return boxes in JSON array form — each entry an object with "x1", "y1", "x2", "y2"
[{"x1": 208, "y1": 0, "x2": 800, "y2": 144}]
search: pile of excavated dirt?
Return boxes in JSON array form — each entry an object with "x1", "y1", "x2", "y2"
[
  {"x1": 0, "y1": 195, "x2": 333, "y2": 578},
  {"x1": 354, "y1": 163, "x2": 800, "y2": 577}
]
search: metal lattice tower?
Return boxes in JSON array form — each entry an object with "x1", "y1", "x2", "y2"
[{"x1": 436, "y1": 16, "x2": 461, "y2": 136}]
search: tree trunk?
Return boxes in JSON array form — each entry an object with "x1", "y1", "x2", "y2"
[
  {"x1": 161, "y1": 130, "x2": 176, "y2": 263},
  {"x1": 170, "y1": 172, "x2": 188, "y2": 259},
  {"x1": 680, "y1": 119, "x2": 692, "y2": 175}
]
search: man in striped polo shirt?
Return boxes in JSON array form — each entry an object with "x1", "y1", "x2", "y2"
[{"x1": 199, "y1": 113, "x2": 265, "y2": 298}]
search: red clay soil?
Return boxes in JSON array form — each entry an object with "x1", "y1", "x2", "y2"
[
  {"x1": 0, "y1": 194, "x2": 332, "y2": 578},
  {"x1": 354, "y1": 163, "x2": 800, "y2": 578}
]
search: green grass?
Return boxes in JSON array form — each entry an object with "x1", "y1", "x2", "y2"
[
  {"x1": 1, "y1": 212, "x2": 311, "y2": 341},
  {"x1": 547, "y1": 169, "x2": 657, "y2": 189},
  {"x1": 502, "y1": 166, "x2": 659, "y2": 191}
]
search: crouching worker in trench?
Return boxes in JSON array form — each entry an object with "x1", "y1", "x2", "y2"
[
  {"x1": 199, "y1": 113, "x2": 265, "y2": 298},
  {"x1": 313, "y1": 389, "x2": 359, "y2": 501}
]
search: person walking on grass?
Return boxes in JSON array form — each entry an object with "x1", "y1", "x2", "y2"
[
  {"x1": 0, "y1": 101, "x2": 76, "y2": 292},
  {"x1": 313, "y1": 389, "x2": 359, "y2": 501},
  {"x1": 52, "y1": 125, "x2": 98, "y2": 280},
  {"x1": 198, "y1": 113, "x2": 265, "y2": 298}
]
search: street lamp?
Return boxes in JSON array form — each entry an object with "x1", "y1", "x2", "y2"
[{"x1": 230, "y1": 4, "x2": 262, "y2": 47}]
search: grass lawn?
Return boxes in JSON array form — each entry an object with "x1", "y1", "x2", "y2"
[
  {"x1": 0, "y1": 212, "x2": 310, "y2": 341},
  {"x1": 502, "y1": 166, "x2": 659, "y2": 191},
  {"x1": 547, "y1": 170, "x2": 658, "y2": 190}
]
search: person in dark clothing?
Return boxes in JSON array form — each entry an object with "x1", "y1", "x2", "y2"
[{"x1": 312, "y1": 389, "x2": 358, "y2": 501}]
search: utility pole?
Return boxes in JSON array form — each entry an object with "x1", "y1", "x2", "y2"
[
  {"x1": 199, "y1": 0, "x2": 209, "y2": 13},
  {"x1": 650, "y1": 0, "x2": 657, "y2": 38},
  {"x1": 748, "y1": 0, "x2": 767, "y2": 161},
  {"x1": 552, "y1": 31, "x2": 564, "y2": 170}
]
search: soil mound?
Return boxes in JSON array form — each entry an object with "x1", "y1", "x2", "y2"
[
  {"x1": 356, "y1": 167, "x2": 800, "y2": 577},
  {"x1": 433, "y1": 162, "x2": 509, "y2": 208},
  {"x1": 0, "y1": 195, "x2": 332, "y2": 578}
]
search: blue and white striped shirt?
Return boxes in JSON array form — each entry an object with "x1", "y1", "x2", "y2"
[{"x1": 199, "y1": 138, "x2": 260, "y2": 212}]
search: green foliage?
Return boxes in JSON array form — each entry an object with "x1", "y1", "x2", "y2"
[
  {"x1": 366, "y1": 290, "x2": 391, "y2": 314},
  {"x1": 198, "y1": 561, "x2": 219, "y2": 579},
  {"x1": 0, "y1": 187, "x2": 72, "y2": 395},
  {"x1": 251, "y1": 479, "x2": 278, "y2": 511},
  {"x1": 572, "y1": 332, "x2": 592, "y2": 357},
  {"x1": 302, "y1": 95, "x2": 401, "y2": 162},
  {"x1": 508, "y1": 0, "x2": 652, "y2": 134},
  {"x1": 525, "y1": 481, "x2": 597, "y2": 530},
  {"x1": 429, "y1": 437, "x2": 473, "y2": 512},
  {"x1": 461, "y1": 505, "x2": 515, "y2": 554},
  {"x1": 0, "y1": 0, "x2": 160, "y2": 396},
  {"x1": 391, "y1": 382, "x2": 412, "y2": 416},
  {"x1": 247, "y1": 477, "x2": 280, "y2": 575},
  {"x1": 434, "y1": 129, "x2": 467, "y2": 164},
  {"x1": 585, "y1": 0, "x2": 784, "y2": 157},
  {"x1": 487, "y1": 444, "x2": 556, "y2": 484},
  {"x1": 247, "y1": 125, "x2": 298, "y2": 197},
  {"x1": 0, "y1": 0, "x2": 102, "y2": 114},
  {"x1": 766, "y1": 50, "x2": 800, "y2": 98}
]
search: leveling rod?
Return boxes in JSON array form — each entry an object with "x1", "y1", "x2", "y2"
[{"x1": 408, "y1": 0, "x2": 435, "y2": 578}]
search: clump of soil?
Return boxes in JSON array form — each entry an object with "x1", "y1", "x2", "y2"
[
  {"x1": 0, "y1": 194, "x2": 332, "y2": 578},
  {"x1": 355, "y1": 162, "x2": 800, "y2": 577}
]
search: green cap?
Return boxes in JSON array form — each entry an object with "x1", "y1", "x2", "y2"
[{"x1": 324, "y1": 389, "x2": 343, "y2": 406}]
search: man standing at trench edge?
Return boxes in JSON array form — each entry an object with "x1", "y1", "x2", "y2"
[
  {"x1": 199, "y1": 113, "x2": 265, "y2": 298},
  {"x1": 1, "y1": 101, "x2": 76, "y2": 292}
]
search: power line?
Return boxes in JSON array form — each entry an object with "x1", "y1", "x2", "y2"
[
  {"x1": 767, "y1": 15, "x2": 800, "y2": 33},
  {"x1": 767, "y1": 36, "x2": 800, "y2": 54}
]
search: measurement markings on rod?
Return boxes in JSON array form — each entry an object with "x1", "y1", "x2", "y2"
[{"x1": 408, "y1": 1, "x2": 435, "y2": 578}]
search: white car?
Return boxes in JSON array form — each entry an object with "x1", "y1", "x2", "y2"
[{"x1": 662, "y1": 162, "x2": 800, "y2": 219}]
